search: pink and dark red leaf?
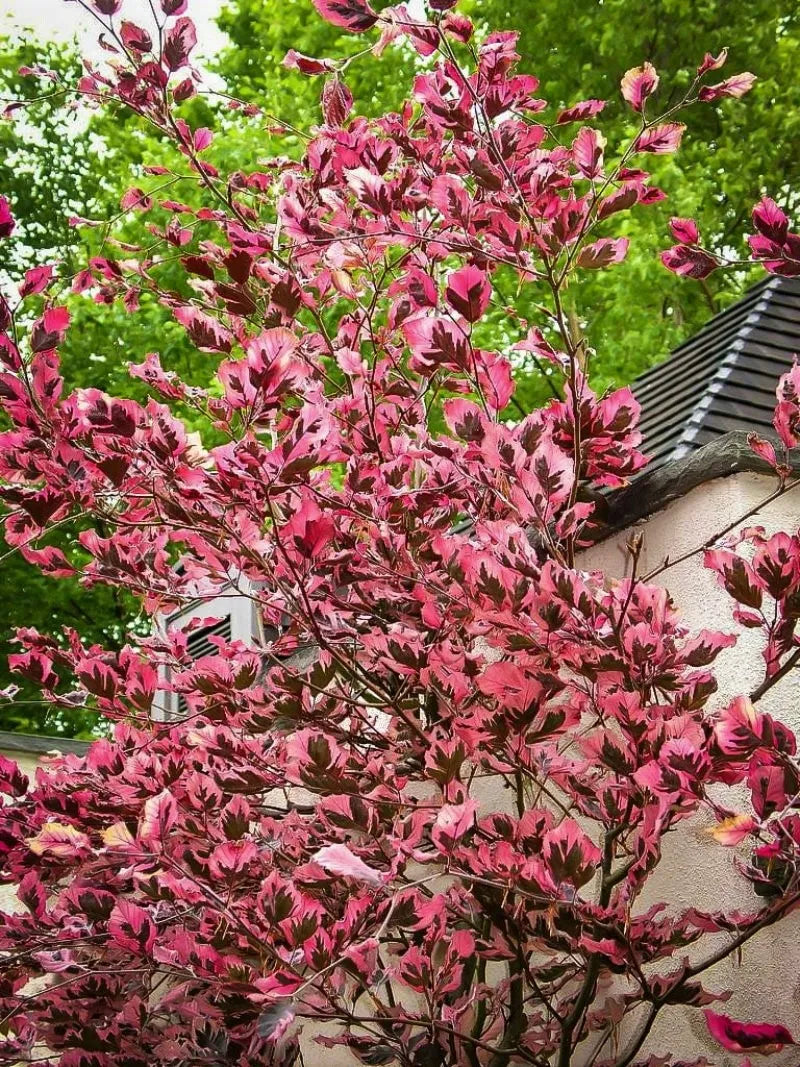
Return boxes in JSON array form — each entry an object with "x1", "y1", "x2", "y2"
[
  {"x1": 752, "y1": 197, "x2": 790, "y2": 244},
  {"x1": 432, "y1": 799, "x2": 478, "y2": 852},
  {"x1": 0, "y1": 753, "x2": 28, "y2": 798},
  {"x1": 18, "y1": 265, "x2": 54, "y2": 299},
  {"x1": 577, "y1": 237, "x2": 629, "y2": 269},
  {"x1": 698, "y1": 73, "x2": 756, "y2": 102},
  {"x1": 705, "y1": 1010, "x2": 795, "y2": 1054},
  {"x1": 633, "y1": 123, "x2": 685, "y2": 154},
  {"x1": 771, "y1": 362, "x2": 800, "y2": 448},
  {"x1": 283, "y1": 50, "x2": 336, "y2": 76},
  {"x1": 30, "y1": 307, "x2": 70, "y2": 353},
  {"x1": 311, "y1": 0, "x2": 378, "y2": 33},
  {"x1": 120, "y1": 187, "x2": 153, "y2": 212},
  {"x1": 108, "y1": 900, "x2": 157, "y2": 955},
  {"x1": 173, "y1": 305, "x2": 232, "y2": 352},
  {"x1": 748, "y1": 433, "x2": 778, "y2": 469},
  {"x1": 163, "y1": 17, "x2": 197, "y2": 71},
  {"x1": 669, "y1": 217, "x2": 700, "y2": 245},
  {"x1": 698, "y1": 48, "x2": 728, "y2": 76},
  {"x1": 554, "y1": 98, "x2": 606, "y2": 124},
  {"x1": 120, "y1": 21, "x2": 152, "y2": 53},
  {"x1": 660, "y1": 244, "x2": 719, "y2": 279},
  {"x1": 713, "y1": 696, "x2": 764, "y2": 759},
  {"x1": 445, "y1": 264, "x2": 491, "y2": 322},
  {"x1": 572, "y1": 126, "x2": 605, "y2": 179},
  {"x1": 543, "y1": 820, "x2": 602, "y2": 888},
  {"x1": 621, "y1": 62, "x2": 659, "y2": 112},
  {"x1": 139, "y1": 789, "x2": 178, "y2": 845},
  {"x1": 321, "y1": 77, "x2": 353, "y2": 126},
  {"x1": 749, "y1": 762, "x2": 789, "y2": 819}
]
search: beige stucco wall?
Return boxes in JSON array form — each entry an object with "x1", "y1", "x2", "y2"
[{"x1": 578, "y1": 470, "x2": 800, "y2": 1066}]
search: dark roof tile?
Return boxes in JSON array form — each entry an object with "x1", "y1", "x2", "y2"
[{"x1": 633, "y1": 276, "x2": 800, "y2": 466}]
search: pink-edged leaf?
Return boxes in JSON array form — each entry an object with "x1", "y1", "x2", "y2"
[
  {"x1": 160, "y1": 0, "x2": 188, "y2": 14},
  {"x1": 712, "y1": 696, "x2": 763, "y2": 758},
  {"x1": 707, "y1": 814, "x2": 756, "y2": 846},
  {"x1": 91, "y1": 0, "x2": 122, "y2": 13},
  {"x1": 752, "y1": 197, "x2": 789, "y2": 243},
  {"x1": 660, "y1": 244, "x2": 719, "y2": 279},
  {"x1": 572, "y1": 126, "x2": 605, "y2": 179},
  {"x1": 443, "y1": 398, "x2": 485, "y2": 441},
  {"x1": 193, "y1": 127, "x2": 213, "y2": 152},
  {"x1": 120, "y1": 21, "x2": 152, "y2": 53},
  {"x1": 321, "y1": 77, "x2": 353, "y2": 126},
  {"x1": 554, "y1": 98, "x2": 606, "y2": 124},
  {"x1": 621, "y1": 62, "x2": 659, "y2": 112},
  {"x1": 441, "y1": 11, "x2": 473, "y2": 43},
  {"x1": 108, "y1": 899, "x2": 157, "y2": 955},
  {"x1": 432, "y1": 798, "x2": 478, "y2": 852},
  {"x1": 699, "y1": 73, "x2": 756, "y2": 102},
  {"x1": 120, "y1": 187, "x2": 153, "y2": 212},
  {"x1": 704, "y1": 1010, "x2": 795, "y2": 1054},
  {"x1": 163, "y1": 17, "x2": 197, "y2": 71},
  {"x1": 313, "y1": 843, "x2": 382, "y2": 885},
  {"x1": 543, "y1": 820, "x2": 602, "y2": 888},
  {"x1": 311, "y1": 0, "x2": 378, "y2": 33},
  {"x1": 477, "y1": 350, "x2": 514, "y2": 413},
  {"x1": 0, "y1": 195, "x2": 16, "y2": 238},
  {"x1": 19, "y1": 265, "x2": 54, "y2": 299},
  {"x1": 669, "y1": 217, "x2": 699, "y2": 244},
  {"x1": 31, "y1": 307, "x2": 70, "y2": 352},
  {"x1": 139, "y1": 789, "x2": 178, "y2": 846},
  {"x1": 283, "y1": 49, "x2": 336, "y2": 75},
  {"x1": 173, "y1": 305, "x2": 232, "y2": 352},
  {"x1": 445, "y1": 264, "x2": 491, "y2": 322},
  {"x1": 633, "y1": 122, "x2": 685, "y2": 154},
  {"x1": 209, "y1": 840, "x2": 258, "y2": 879},
  {"x1": 698, "y1": 48, "x2": 728, "y2": 76},
  {"x1": 577, "y1": 237, "x2": 629, "y2": 269}
]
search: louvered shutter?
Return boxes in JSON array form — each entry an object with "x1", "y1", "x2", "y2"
[{"x1": 153, "y1": 586, "x2": 258, "y2": 721}]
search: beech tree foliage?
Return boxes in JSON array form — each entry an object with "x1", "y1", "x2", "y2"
[{"x1": 1, "y1": 1, "x2": 800, "y2": 1064}]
